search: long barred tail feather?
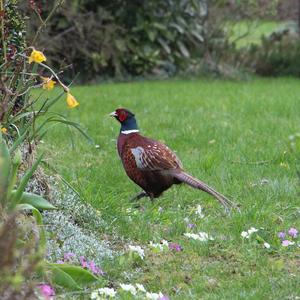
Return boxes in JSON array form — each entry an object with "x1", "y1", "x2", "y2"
[{"x1": 173, "y1": 171, "x2": 240, "y2": 212}]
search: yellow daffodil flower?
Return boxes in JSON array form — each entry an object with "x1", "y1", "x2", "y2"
[
  {"x1": 29, "y1": 49, "x2": 46, "y2": 64},
  {"x1": 41, "y1": 77, "x2": 56, "y2": 91},
  {"x1": 66, "y1": 92, "x2": 79, "y2": 108},
  {"x1": 0, "y1": 127, "x2": 7, "y2": 134}
]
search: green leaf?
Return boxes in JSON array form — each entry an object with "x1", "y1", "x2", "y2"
[
  {"x1": 177, "y1": 41, "x2": 190, "y2": 58},
  {"x1": 11, "y1": 153, "x2": 43, "y2": 206},
  {"x1": 0, "y1": 133, "x2": 11, "y2": 205},
  {"x1": 12, "y1": 191, "x2": 56, "y2": 210},
  {"x1": 47, "y1": 263, "x2": 99, "y2": 286},
  {"x1": 49, "y1": 265, "x2": 81, "y2": 290}
]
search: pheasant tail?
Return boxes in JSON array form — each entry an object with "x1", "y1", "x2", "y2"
[{"x1": 173, "y1": 172, "x2": 239, "y2": 211}]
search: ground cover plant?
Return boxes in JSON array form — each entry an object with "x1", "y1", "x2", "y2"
[{"x1": 43, "y1": 77, "x2": 300, "y2": 299}]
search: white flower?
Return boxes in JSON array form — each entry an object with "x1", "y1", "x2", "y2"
[
  {"x1": 195, "y1": 204, "x2": 204, "y2": 218},
  {"x1": 91, "y1": 291, "x2": 100, "y2": 300},
  {"x1": 128, "y1": 245, "x2": 145, "y2": 259},
  {"x1": 241, "y1": 231, "x2": 249, "y2": 239},
  {"x1": 184, "y1": 232, "x2": 214, "y2": 241},
  {"x1": 263, "y1": 242, "x2": 270, "y2": 249},
  {"x1": 161, "y1": 239, "x2": 169, "y2": 247},
  {"x1": 136, "y1": 283, "x2": 146, "y2": 293},
  {"x1": 241, "y1": 227, "x2": 259, "y2": 239},
  {"x1": 146, "y1": 292, "x2": 164, "y2": 299},
  {"x1": 248, "y1": 227, "x2": 258, "y2": 234},
  {"x1": 149, "y1": 240, "x2": 169, "y2": 251},
  {"x1": 98, "y1": 287, "x2": 117, "y2": 298},
  {"x1": 198, "y1": 231, "x2": 214, "y2": 241},
  {"x1": 183, "y1": 217, "x2": 189, "y2": 223},
  {"x1": 120, "y1": 283, "x2": 137, "y2": 295}
]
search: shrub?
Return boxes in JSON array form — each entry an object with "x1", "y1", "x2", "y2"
[
  {"x1": 249, "y1": 29, "x2": 300, "y2": 77},
  {"x1": 24, "y1": 0, "x2": 208, "y2": 80}
]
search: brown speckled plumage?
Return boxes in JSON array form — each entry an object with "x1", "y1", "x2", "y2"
[{"x1": 110, "y1": 108, "x2": 238, "y2": 211}]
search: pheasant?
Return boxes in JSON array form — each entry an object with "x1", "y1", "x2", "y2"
[{"x1": 110, "y1": 108, "x2": 237, "y2": 211}]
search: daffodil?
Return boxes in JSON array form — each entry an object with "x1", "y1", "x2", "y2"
[
  {"x1": 0, "y1": 127, "x2": 7, "y2": 134},
  {"x1": 41, "y1": 77, "x2": 56, "y2": 91},
  {"x1": 28, "y1": 49, "x2": 46, "y2": 64},
  {"x1": 66, "y1": 92, "x2": 79, "y2": 108}
]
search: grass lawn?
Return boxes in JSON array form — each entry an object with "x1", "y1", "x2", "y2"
[
  {"x1": 227, "y1": 20, "x2": 295, "y2": 48},
  {"x1": 44, "y1": 77, "x2": 300, "y2": 299}
]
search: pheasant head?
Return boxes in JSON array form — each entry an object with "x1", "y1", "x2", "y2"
[{"x1": 110, "y1": 108, "x2": 139, "y2": 133}]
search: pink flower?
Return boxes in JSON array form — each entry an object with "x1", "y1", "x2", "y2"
[
  {"x1": 88, "y1": 260, "x2": 105, "y2": 276},
  {"x1": 288, "y1": 228, "x2": 298, "y2": 238},
  {"x1": 79, "y1": 256, "x2": 87, "y2": 268},
  {"x1": 37, "y1": 284, "x2": 55, "y2": 299},
  {"x1": 169, "y1": 243, "x2": 182, "y2": 252},
  {"x1": 159, "y1": 296, "x2": 170, "y2": 300},
  {"x1": 282, "y1": 240, "x2": 295, "y2": 247}
]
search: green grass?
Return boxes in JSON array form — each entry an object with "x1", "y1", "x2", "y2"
[
  {"x1": 44, "y1": 77, "x2": 300, "y2": 299},
  {"x1": 227, "y1": 20, "x2": 291, "y2": 48}
]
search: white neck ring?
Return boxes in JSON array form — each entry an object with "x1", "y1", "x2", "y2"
[{"x1": 121, "y1": 129, "x2": 139, "y2": 135}]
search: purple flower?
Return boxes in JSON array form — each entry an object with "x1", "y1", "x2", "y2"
[
  {"x1": 56, "y1": 260, "x2": 64, "y2": 264},
  {"x1": 278, "y1": 231, "x2": 286, "y2": 240},
  {"x1": 64, "y1": 252, "x2": 76, "y2": 261},
  {"x1": 282, "y1": 240, "x2": 295, "y2": 247},
  {"x1": 169, "y1": 243, "x2": 182, "y2": 252},
  {"x1": 37, "y1": 284, "x2": 55, "y2": 299},
  {"x1": 288, "y1": 227, "x2": 298, "y2": 238},
  {"x1": 187, "y1": 223, "x2": 195, "y2": 229},
  {"x1": 88, "y1": 260, "x2": 105, "y2": 276},
  {"x1": 79, "y1": 256, "x2": 87, "y2": 268},
  {"x1": 158, "y1": 296, "x2": 170, "y2": 300}
]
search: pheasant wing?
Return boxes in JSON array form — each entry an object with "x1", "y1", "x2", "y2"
[{"x1": 129, "y1": 139, "x2": 182, "y2": 171}]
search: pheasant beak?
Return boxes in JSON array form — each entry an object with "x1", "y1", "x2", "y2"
[{"x1": 109, "y1": 111, "x2": 117, "y2": 117}]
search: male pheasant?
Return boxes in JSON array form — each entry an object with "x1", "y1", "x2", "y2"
[{"x1": 110, "y1": 108, "x2": 237, "y2": 211}]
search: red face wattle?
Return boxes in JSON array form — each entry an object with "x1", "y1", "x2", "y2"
[{"x1": 115, "y1": 109, "x2": 128, "y2": 122}]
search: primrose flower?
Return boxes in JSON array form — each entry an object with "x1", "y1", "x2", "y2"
[
  {"x1": 184, "y1": 232, "x2": 214, "y2": 242},
  {"x1": 195, "y1": 204, "x2": 204, "y2": 218},
  {"x1": 136, "y1": 283, "x2": 146, "y2": 293},
  {"x1": 241, "y1": 231, "x2": 249, "y2": 239},
  {"x1": 66, "y1": 92, "x2": 79, "y2": 108},
  {"x1": 128, "y1": 245, "x2": 145, "y2": 260},
  {"x1": 89, "y1": 260, "x2": 104, "y2": 276},
  {"x1": 248, "y1": 227, "x2": 258, "y2": 234},
  {"x1": 0, "y1": 127, "x2": 7, "y2": 134},
  {"x1": 37, "y1": 284, "x2": 55, "y2": 300},
  {"x1": 282, "y1": 240, "x2": 295, "y2": 247},
  {"x1": 41, "y1": 77, "x2": 56, "y2": 91},
  {"x1": 288, "y1": 227, "x2": 298, "y2": 238},
  {"x1": 187, "y1": 223, "x2": 195, "y2": 229},
  {"x1": 150, "y1": 241, "x2": 166, "y2": 252},
  {"x1": 263, "y1": 242, "x2": 270, "y2": 249},
  {"x1": 278, "y1": 231, "x2": 286, "y2": 240},
  {"x1": 120, "y1": 283, "x2": 137, "y2": 295},
  {"x1": 241, "y1": 227, "x2": 258, "y2": 239},
  {"x1": 79, "y1": 256, "x2": 87, "y2": 268},
  {"x1": 146, "y1": 292, "x2": 164, "y2": 300},
  {"x1": 29, "y1": 49, "x2": 46, "y2": 64},
  {"x1": 98, "y1": 287, "x2": 117, "y2": 298},
  {"x1": 169, "y1": 242, "x2": 182, "y2": 252},
  {"x1": 63, "y1": 252, "x2": 75, "y2": 261}
]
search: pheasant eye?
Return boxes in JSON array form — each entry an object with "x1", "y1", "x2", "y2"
[{"x1": 119, "y1": 111, "x2": 127, "y2": 122}]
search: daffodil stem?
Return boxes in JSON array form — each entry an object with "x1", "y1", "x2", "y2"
[{"x1": 38, "y1": 61, "x2": 70, "y2": 92}]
